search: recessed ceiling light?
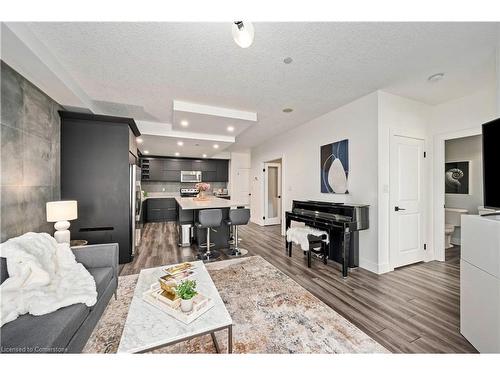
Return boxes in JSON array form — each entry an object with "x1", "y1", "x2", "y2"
[
  {"x1": 428, "y1": 73, "x2": 445, "y2": 83},
  {"x1": 136, "y1": 137, "x2": 143, "y2": 144},
  {"x1": 177, "y1": 141, "x2": 184, "y2": 146},
  {"x1": 227, "y1": 126, "x2": 235, "y2": 132},
  {"x1": 283, "y1": 108, "x2": 293, "y2": 113},
  {"x1": 180, "y1": 120, "x2": 189, "y2": 127},
  {"x1": 283, "y1": 57, "x2": 293, "y2": 64},
  {"x1": 202, "y1": 154, "x2": 207, "y2": 158},
  {"x1": 143, "y1": 150, "x2": 150, "y2": 154},
  {"x1": 174, "y1": 152, "x2": 180, "y2": 156},
  {"x1": 213, "y1": 144, "x2": 219, "y2": 149},
  {"x1": 232, "y1": 21, "x2": 254, "y2": 48}
]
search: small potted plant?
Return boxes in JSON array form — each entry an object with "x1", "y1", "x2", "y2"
[{"x1": 175, "y1": 279, "x2": 198, "y2": 312}]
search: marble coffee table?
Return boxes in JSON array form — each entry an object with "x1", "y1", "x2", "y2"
[{"x1": 117, "y1": 261, "x2": 233, "y2": 353}]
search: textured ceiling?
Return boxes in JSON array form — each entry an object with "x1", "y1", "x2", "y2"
[{"x1": 26, "y1": 22, "x2": 499, "y2": 149}]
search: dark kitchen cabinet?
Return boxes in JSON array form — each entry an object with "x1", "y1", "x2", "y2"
[
  {"x1": 216, "y1": 160, "x2": 229, "y2": 182},
  {"x1": 59, "y1": 111, "x2": 140, "y2": 264},
  {"x1": 163, "y1": 170, "x2": 181, "y2": 182},
  {"x1": 202, "y1": 171, "x2": 217, "y2": 182},
  {"x1": 146, "y1": 198, "x2": 177, "y2": 222},
  {"x1": 192, "y1": 159, "x2": 216, "y2": 172},
  {"x1": 164, "y1": 158, "x2": 192, "y2": 171},
  {"x1": 139, "y1": 157, "x2": 229, "y2": 182}
]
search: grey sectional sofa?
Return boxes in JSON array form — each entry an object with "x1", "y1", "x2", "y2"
[{"x1": 0, "y1": 243, "x2": 119, "y2": 353}]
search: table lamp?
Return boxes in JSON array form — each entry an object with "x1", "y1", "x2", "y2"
[{"x1": 46, "y1": 200, "x2": 78, "y2": 244}]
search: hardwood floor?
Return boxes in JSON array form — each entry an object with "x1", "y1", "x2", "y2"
[{"x1": 120, "y1": 222, "x2": 476, "y2": 353}]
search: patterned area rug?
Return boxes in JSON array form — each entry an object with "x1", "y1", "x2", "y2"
[{"x1": 83, "y1": 256, "x2": 388, "y2": 353}]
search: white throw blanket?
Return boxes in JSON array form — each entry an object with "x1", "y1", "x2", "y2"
[
  {"x1": 286, "y1": 226, "x2": 329, "y2": 251},
  {"x1": 0, "y1": 232, "x2": 97, "y2": 327}
]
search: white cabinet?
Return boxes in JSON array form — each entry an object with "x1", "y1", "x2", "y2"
[{"x1": 461, "y1": 214, "x2": 500, "y2": 353}]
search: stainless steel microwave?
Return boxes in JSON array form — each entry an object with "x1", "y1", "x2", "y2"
[{"x1": 180, "y1": 170, "x2": 202, "y2": 183}]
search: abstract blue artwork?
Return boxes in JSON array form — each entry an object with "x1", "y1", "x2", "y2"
[{"x1": 320, "y1": 139, "x2": 349, "y2": 194}]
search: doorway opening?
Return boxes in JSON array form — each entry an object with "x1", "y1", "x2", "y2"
[
  {"x1": 263, "y1": 159, "x2": 282, "y2": 226},
  {"x1": 444, "y1": 134, "x2": 485, "y2": 261}
]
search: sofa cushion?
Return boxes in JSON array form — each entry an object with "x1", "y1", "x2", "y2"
[
  {"x1": 87, "y1": 266, "x2": 113, "y2": 300},
  {"x1": 0, "y1": 303, "x2": 90, "y2": 353}
]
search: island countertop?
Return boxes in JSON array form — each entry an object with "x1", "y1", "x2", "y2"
[{"x1": 175, "y1": 196, "x2": 248, "y2": 210}]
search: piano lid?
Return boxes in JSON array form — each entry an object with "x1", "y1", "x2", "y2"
[{"x1": 303, "y1": 200, "x2": 370, "y2": 208}]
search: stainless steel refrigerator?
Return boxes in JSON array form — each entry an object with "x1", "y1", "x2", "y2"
[{"x1": 130, "y1": 164, "x2": 142, "y2": 257}]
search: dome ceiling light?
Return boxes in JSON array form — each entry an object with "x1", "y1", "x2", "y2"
[{"x1": 232, "y1": 21, "x2": 254, "y2": 48}]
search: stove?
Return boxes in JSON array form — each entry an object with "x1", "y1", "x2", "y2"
[{"x1": 180, "y1": 187, "x2": 199, "y2": 197}]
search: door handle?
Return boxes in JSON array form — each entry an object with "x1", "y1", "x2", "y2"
[{"x1": 394, "y1": 206, "x2": 406, "y2": 211}]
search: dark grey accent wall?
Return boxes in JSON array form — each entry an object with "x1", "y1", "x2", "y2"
[{"x1": 1, "y1": 61, "x2": 61, "y2": 242}]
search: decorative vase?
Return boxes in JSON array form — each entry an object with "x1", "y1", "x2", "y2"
[{"x1": 180, "y1": 298, "x2": 193, "y2": 312}]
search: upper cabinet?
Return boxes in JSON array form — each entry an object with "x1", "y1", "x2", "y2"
[
  {"x1": 140, "y1": 157, "x2": 228, "y2": 182},
  {"x1": 216, "y1": 160, "x2": 229, "y2": 182}
]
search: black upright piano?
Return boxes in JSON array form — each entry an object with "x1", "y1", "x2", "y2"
[{"x1": 285, "y1": 200, "x2": 369, "y2": 278}]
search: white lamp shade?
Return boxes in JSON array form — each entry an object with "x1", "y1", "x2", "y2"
[{"x1": 46, "y1": 200, "x2": 78, "y2": 222}]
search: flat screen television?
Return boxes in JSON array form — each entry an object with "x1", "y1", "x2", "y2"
[{"x1": 482, "y1": 118, "x2": 500, "y2": 210}]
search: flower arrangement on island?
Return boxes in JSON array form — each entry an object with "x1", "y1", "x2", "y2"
[
  {"x1": 195, "y1": 182, "x2": 211, "y2": 192},
  {"x1": 195, "y1": 182, "x2": 211, "y2": 200}
]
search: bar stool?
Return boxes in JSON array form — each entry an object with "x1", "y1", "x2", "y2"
[
  {"x1": 196, "y1": 209, "x2": 222, "y2": 262},
  {"x1": 225, "y1": 208, "x2": 250, "y2": 257},
  {"x1": 227, "y1": 206, "x2": 247, "y2": 245}
]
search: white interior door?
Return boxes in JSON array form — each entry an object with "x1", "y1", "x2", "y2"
[
  {"x1": 264, "y1": 162, "x2": 282, "y2": 225},
  {"x1": 390, "y1": 135, "x2": 425, "y2": 268},
  {"x1": 234, "y1": 168, "x2": 250, "y2": 205}
]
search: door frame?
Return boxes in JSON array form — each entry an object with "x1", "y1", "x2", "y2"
[
  {"x1": 389, "y1": 134, "x2": 426, "y2": 269},
  {"x1": 433, "y1": 126, "x2": 482, "y2": 262},
  {"x1": 263, "y1": 161, "x2": 282, "y2": 226}
]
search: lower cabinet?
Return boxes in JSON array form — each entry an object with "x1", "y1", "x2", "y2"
[{"x1": 145, "y1": 198, "x2": 177, "y2": 222}]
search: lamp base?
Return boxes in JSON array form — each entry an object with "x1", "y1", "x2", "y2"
[{"x1": 54, "y1": 220, "x2": 71, "y2": 244}]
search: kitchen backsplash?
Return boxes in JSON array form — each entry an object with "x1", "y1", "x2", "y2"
[{"x1": 142, "y1": 181, "x2": 227, "y2": 194}]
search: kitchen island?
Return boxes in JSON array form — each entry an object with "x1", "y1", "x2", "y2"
[{"x1": 175, "y1": 196, "x2": 249, "y2": 250}]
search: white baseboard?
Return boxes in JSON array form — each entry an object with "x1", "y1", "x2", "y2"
[
  {"x1": 358, "y1": 257, "x2": 379, "y2": 274},
  {"x1": 377, "y1": 262, "x2": 393, "y2": 274}
]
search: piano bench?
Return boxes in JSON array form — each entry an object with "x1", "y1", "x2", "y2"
[
  {"x1": 287, "y1": 234, "x2": 328, "y2": 268},
  {"x1": 306, "y1": 234, "x2": 328, "y2": 268}
]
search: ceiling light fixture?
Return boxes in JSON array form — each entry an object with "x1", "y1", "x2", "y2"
[
  {"x1": 175, "y1": 152, "x2": 180, "y2": 156},
  {"x1": 136, "y1": 137, "x2": 143, "y2": 144},
  {"x1": 202, "y1": 154, "x2": 207, "y2": 158},
  {"x1": 143, "y1": 150, "x2": 150, "y2": 154},
  {"x1": 213, "y1": 144, "x2": 219, "y2": 149},
  {"x1": 227, "y1": 126, "x2": 235, "y2": 132},
  {"x1": 428, "y1": 72, "x2": 445, "y2": 83},
  {"x1": 180, "y1": 120, "x2": 189, "y2": 127},
  {"x1": 232, "y1": 21, "x2": 254, "y2": 48},
  {"x1": 282, "y1": 108, "x2": 293, "y2": 113},
  {"x1": 283, "y1": 57, "x2": 293, "y2": 64},
  {"x1": 177, "y1": 141, "x2": 184, "y2": 146}
]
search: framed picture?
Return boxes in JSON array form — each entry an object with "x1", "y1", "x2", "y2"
[
  {"x1": 445, "y1": 161, "x2": 470, "y2": 194},
  {"x1": 320, "y1": 139, "x2": 349, "y2": 194}
]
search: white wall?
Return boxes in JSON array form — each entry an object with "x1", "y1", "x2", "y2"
[
  {"x1": 251, "y1": 92, "x2": 380, "y2": 273},
  {"x1": 445, "y1": 135, "x2": 483, "y2": 215},
  {"x1": 377, "y1": 91, "x2": 431, "y2": 272}
]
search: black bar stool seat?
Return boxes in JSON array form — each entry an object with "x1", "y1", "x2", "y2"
[{"x1": 196, "y1": 209, "x2": 222, "y2": 262}]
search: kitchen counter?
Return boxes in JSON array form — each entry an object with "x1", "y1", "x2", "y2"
[{"x1": 175, "y1": 196, "x2": 248, "y2": 210}]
